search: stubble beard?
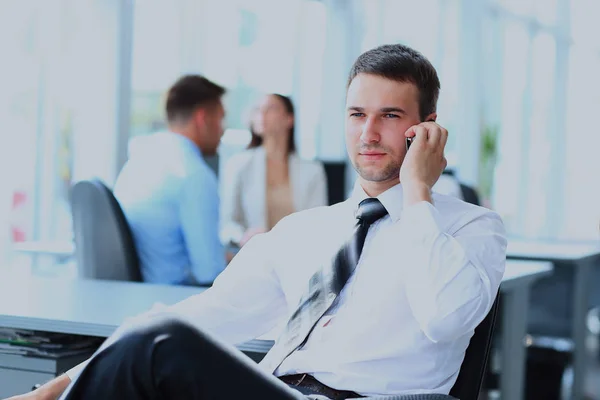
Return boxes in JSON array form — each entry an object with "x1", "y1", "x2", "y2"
[{"x1": 354, "y1": 159, "x2": 401, "y2": 182}]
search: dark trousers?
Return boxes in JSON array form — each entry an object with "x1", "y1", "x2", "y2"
[{"x1": 61, "y1": 318, "x2": 306, "y2": 400}]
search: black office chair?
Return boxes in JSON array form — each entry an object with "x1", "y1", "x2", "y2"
[
  {"x1": 459, "y1": 184, "x2": 481, "y2": 207},
  {"x1": 71, "y1": 179, "x2": 142, "y2": 282},
  {"x1": 448, "y1": 295, "x2": 499, "y2": 400},
  {"x1": 322, "y1": 161, "x2": 347, "y2": 206}
]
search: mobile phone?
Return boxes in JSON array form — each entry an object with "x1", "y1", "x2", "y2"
[{"x1": 406, "y1": 119, "x2": 435, "y2": 151}]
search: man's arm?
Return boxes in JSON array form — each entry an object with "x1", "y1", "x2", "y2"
[
  {"x1": 167, "y1": 227, "x2": 289, "y2": 344},
  {"x1": 393, "y1": 202, "x2": 506, "y2": 343},
  {"x1": 398, "y1": 121, "x2": 506, "y2": 342},
  {"x1": 179, "y1": 168, "x2": 226, "y2": 284}
]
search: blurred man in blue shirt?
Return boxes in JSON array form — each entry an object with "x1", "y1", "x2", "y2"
[{"x1": 114, "y1": 75, "x2": 226, "y2": 285}]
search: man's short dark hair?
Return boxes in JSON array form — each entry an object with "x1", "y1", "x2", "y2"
[
  {"x1": 347, "y1": 44, "x2": 440, "y2": 121},
  {"x1": 166, "y1": 75, "x2": 226, "y2": 123}
]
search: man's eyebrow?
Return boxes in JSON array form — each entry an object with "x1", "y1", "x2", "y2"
[
  {"x1": 380, "y1": 107, "x2": 407, "y2": 115},
  {"x1": 346, "y1": 106, "x2": 407, "y2": 114}
]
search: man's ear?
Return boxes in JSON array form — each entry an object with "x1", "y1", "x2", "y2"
[
  {"x1": 424, "y1": 112, "x2": 437, "y2": 122},
  {"x1": 192, "y1": 108, "x2": 207, "y2": 128}
]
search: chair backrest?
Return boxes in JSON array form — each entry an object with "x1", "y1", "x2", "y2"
[
  {"x1": 71, "y1": 179, "x2": 142, "y2": 282},
  {"x1": 459, "y1": 184, "x2": 481, "y2": 206},
  {"x1": 449, "y1": 295, "x2": 499, "y2": 400},
  {"x1": 322, "y1": 161, "x2": 347, "y2": 206}
]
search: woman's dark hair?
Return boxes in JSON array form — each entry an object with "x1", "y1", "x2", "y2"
[{"x1": 248, "y1": 94, "x2": 296, "y2": 154}]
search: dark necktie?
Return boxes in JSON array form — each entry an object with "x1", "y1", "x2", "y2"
[{"x1": 260, "y1": 198, "x2": 389, "y2": 373}]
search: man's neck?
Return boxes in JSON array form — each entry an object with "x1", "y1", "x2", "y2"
[
  {"x1": 168, "y1": 125, "x2": 203, "y2": 152},
  {"x1": 359, "y1": 177, "x2": 400, "y2": 197}
]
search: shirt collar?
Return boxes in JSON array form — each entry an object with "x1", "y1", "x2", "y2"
[
  {"x1": 349, "y1": 180, "x2": 404, "y2": 223},
  {"x1": 165, "y1": 131, "x2": 203, "y2": 157}
]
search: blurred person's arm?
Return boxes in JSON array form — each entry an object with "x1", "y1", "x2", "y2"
[
  {"x1": 180, "y1": 168, "x2": 226, "y2": 284},
  {"x1": 219, "y1": 155, "x2": 247, "y2": 245}
]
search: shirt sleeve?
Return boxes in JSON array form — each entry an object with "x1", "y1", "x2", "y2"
[
  {"x1": 166, "y1": 225, "x2": 288, "y2": 345},
  {"x1": 392, "y1": 201, "x2": 506, "y2": 343},
  {"x1": 179, "y1": 167, "x2": 226, "y2": 284}
]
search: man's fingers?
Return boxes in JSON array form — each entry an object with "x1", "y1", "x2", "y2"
[
  {"x1": 413, "y1": 126, "x2": 428, "y2": 143},
  {"x1": 439, "y1": 127, "x2": 448, "y2": 150},
  {"x1": 427, "y1": 126, "x2": 441, "y2": 146},
  {"x1": 404, "y1": 125, "x2": 418, "y2": 138}
]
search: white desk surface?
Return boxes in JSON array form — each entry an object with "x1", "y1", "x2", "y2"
[
  {"x1": 0, "y1": 276, "x2": 203, "y2": 337},
  {"x1": 12, "y1": 241, "x2": 75, "y2": 257},
  {"x1": 507, "y1": 239, "x2": 600, "y2": 261},
  {"x1": 0, "y1": 260, "x2": 551, "y2": 338},
  {"x1": 500, "y1": 260, "x2": 552, "y2": 290}
]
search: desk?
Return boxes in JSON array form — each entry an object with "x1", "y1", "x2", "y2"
[
  {"x1": 0, "y1": 261, "x2": 551, "y2": 399},
  {"x1": 0, "y1": 277, "x2": 203, "y2": 338},
  {"x1": 12, "y1": 241, "x2": 75, "y2": 258},
  {"x1": 507, "y1": 239, "x2": 600, "y2": 400}
]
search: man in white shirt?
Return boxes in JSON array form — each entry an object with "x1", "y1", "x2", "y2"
[{"x1": 10, "y1": 44, "x2": 506, "y2": 400}]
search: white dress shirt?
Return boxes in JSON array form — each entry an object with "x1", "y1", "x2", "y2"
[{"x1": 67, "y1": 181, "x2": 506, "y2": 397}]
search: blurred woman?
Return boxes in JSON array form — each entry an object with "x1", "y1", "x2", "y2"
[{"x1": 220, "y1": 94, "x2": 327, "y2": 247}]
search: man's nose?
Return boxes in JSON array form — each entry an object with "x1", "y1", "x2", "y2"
[{"x1": 360, "y1": 117, "x2": 380, "y2": 143}]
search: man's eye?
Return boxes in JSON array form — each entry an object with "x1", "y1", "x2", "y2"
[
  {"x1": 350, "y1": 113, "x2": 365, "y2": 117},
  {"x1": 384, "y1": 114, "x2": 400, "y2": 118}
]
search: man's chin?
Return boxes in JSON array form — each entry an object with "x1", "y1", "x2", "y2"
[{"x1": 356, "y1": 168, "x2": 398, "y2": 183}]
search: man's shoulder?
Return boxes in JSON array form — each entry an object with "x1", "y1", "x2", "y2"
[
  {"x1": 432, "y1": 192, "x2": 503, "y2": 228},
  {"x1": 183, "y1": 160, "x2": 218, "y2": 190}
]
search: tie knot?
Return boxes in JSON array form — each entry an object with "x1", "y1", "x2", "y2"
[{"x1": 356, "y1": 198, "x2": 388, "y2": 225}]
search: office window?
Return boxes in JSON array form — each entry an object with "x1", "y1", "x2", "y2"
[
  {"x1": 521, "y1": 33, "x2": 556, "y2": 237},
  {"x1": 491, "y1": 21, "x2": 531, "y2": 234},
  {"x1": 0, "y1": 2, "x2": 41, "y2": 266},
  {"x1": 129, "y1": 0, "x2": 203, "y2": 139},
  {"x1": 562, "y1": 0, "x2": 600, "y2": 240},
  {"x1": 129, "y1": 0, "x2": 325, "y2": 165},
  {"x1": 0, "y1": 0, "x2": 126, "y2": 274},
  {"x1": 355, "y1": 0, "x2": 460, "y2": 160},
  {"x1": 496, "y1": 0, "x2": 559, "y2": 24},
  {"x1": 488, "y1": 0, "x2": 573, "y2": 239}
]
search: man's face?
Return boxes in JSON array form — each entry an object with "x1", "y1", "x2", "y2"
[
  {"x1": 202, "y1": 100, "x2": 225, "y2": 155},
  {"x1": 345, "y1": 73, "x2": 422, "y2": 184}
]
